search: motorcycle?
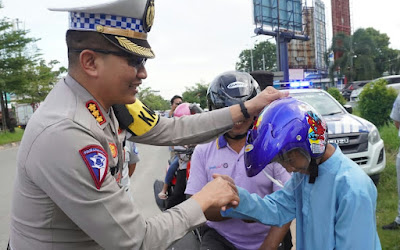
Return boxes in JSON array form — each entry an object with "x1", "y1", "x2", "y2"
[{"x1": 153, "y1": 146, "x2": 201, "y2": 249}]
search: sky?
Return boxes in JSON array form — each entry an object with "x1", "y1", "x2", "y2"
[{"x1": 1, "y1": 0, "x2": 399, "y2": 99}]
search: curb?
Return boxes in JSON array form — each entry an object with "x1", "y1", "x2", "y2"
[{"x1": 0, "y1": 141, "x2": 20, "y2": 150}]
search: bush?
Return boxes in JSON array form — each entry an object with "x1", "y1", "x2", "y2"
[
  {"x1": 327, "y1": 87, "x2": 346, "y2": 105},
  {"x1": 358, "y1": 79, "x2": 397, "y2": 127}
]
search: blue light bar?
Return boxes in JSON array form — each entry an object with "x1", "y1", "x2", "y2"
[
  {"x1": 273, "y1": 81, "x2": 312, "y2": 89},
  {"x1": 289, "y1": 81, "x2": 311, "y2": 88}
]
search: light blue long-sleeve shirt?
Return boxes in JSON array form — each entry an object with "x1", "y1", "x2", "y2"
[{"x1": 222, "y1": 145, "x2": 381, "y2": 250}]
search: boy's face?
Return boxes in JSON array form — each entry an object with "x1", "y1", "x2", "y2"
[{"x1": 275, "y1": 149, "x2": 311, "y2": 174}]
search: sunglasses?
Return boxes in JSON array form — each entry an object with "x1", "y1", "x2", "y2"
[
  {"x1": 174, "y1": 102, "x2": 183, "y2": 105},
  {"x1": 70, "y1": 48, "x2": 147, "y2": 69}
]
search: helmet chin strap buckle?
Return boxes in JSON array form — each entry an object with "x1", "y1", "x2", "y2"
[{"x1": 308, "y1": 158, "x2": 319, "y2": 184}]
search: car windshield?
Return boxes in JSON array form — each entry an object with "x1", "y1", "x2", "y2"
[{"x1": 290, "y1": 92, "x2": 344, "y2": 116}]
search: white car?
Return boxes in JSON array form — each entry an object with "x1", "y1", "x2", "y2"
[{"x1": 288, "y1": 88, "x2": 386, "y2": 184}]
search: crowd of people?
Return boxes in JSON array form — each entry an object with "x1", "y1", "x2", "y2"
[{"x1": 7, "y1": 0, "x2": 396, "y2": 249}]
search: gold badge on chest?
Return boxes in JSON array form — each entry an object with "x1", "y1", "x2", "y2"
[{"x1": 109, "y1": 143, "x2": 118, "y2": 158}]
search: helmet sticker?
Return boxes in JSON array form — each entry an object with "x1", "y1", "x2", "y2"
[
  {"x1": 227, "y1": 81, "x2": 246, "y2": 89},
  {"x1": 306, "y1": 111, "x2": 327, "y2": 154},
  {"x1": 245, "y1": 144, "x2": 254, "y2": 152}
]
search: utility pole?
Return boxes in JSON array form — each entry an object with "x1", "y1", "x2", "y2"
[
  {"x1": 262, "y1": 54, "x2": 266, "y2": 70},
  {"x1": 250, "y1": 48, "x2": 254, "y2": 72}
]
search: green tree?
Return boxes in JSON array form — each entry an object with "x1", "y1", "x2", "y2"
[
  {"x1": 329, "y1": 28, "x2": 400, "y2": 85},
  {"x1": 327, "y1": 87, "x2": 346, "y2": 106},
  {"x1": 0, "y1": 15, "x2": 38, "y2": 131},
  {"x1": 364, "y1": 28, "x2": 394, "y2": 77},
  {"x1": 236, "y1": 40, "x2": 276, "y2": 72},
  {"x1": 136, "y1": 87, "x2": 169, "y2": 110},
  {"x1": 329, "y1": 32, "x2": 354, "y2": 83},
  {"x1": 182, "y1": 83, "x2": 209, "y2": 109},
  {"x1": 352, "y1": 29, "x2": 376, "y2": 80},
  {"x1": 14, "y1": 60, "x2": 66, "y2": 109},
  {"x1": 358, "y1": 79, "x2": 397, "y2": 127}
]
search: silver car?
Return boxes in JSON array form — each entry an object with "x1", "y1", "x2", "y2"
[{"x1": 350, "y1": 75, "x2": 400, "y2": 102}]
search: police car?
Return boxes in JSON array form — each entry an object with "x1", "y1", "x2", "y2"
[{"x1": 279, "y1": 83, "x2": 385, "y2": 184}]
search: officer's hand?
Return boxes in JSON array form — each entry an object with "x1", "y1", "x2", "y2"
[
  {"x1": 191, "y1": 174, "x2": 239, "y2": 212},
  {"x1": 246, "y1": 86, "x2": 289, "y2": 117}
]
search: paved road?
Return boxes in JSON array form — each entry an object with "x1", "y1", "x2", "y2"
[
  {"x1": 0, "y1": 143, "x2": 171, "y2": 248},
  {"x1": 0, "y1": 147, "x2": 18, "y2": 247}
]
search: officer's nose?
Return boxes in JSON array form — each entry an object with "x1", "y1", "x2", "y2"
[{"x1": 137, "y1": 66, "x2": 147, "y2": 80}]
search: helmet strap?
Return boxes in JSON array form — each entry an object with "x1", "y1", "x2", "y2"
[
  {"x1": 224, "y1": 122, "x2": 254, "y2": 141},
  {"x1": 308, "y1": 158, "x2": 319, "y2": 184},
  {"x1": 224, "y1": 132, "x2": 247, "y2": 140}
]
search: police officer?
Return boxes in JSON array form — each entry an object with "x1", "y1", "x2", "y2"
[{"x1": 9, "y1": 0, "x2": 288, "y2": 249}]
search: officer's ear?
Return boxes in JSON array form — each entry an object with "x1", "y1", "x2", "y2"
[{"x1": 79, "y1": 50, "x2": 101, "y2": 77}]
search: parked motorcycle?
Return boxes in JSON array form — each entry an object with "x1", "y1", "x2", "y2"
[{"x1": 153, "y1": 146, "x2": 201, "y2": 249}]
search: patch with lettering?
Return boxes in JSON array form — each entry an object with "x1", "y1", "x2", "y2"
[
  {"x1": 79, "y1": 145, "x2": 108, "y2": 190},
  {"x1": 86, "y1": 100, "x2": 106, "y2": 125},
  {"x1": 125, "y1": 99, "x2": 159, "y2": 136},
  {"x1": 109, "y1": 143, "x2": 118, "y2": 158}
]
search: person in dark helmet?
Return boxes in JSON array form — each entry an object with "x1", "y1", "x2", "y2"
[
  {"x1": 185, "y1": 71, "x2": 292, "y2": 250},
  {"x1": 222, "y1": 97, "x2": 381, "y2": 249}
]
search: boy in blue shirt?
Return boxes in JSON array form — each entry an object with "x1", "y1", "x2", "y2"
[{"x1": 222, "y1": 97, "x2": 381, "y2": 249}]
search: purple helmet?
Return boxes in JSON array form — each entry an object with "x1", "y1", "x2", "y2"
[{"x1": 244, "y1": 97, "x2": 327, "y2": 177}]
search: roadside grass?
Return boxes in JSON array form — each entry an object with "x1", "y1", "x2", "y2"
[
  {"x1": 377, "y1": 123, "x2": 400, "y2": 249},
  {"x1": 0, "y1": 128, "x2": 24, "y2": 145}
]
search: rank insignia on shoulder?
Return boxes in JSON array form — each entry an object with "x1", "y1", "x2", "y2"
[
  {"x1": 79, "y1": 145, "x2": 109, "y2": 190},
  {"x1": 86, "y1": 100, "x2": 106, "y2": 125}
]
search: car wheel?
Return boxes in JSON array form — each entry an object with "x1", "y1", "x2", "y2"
[{"x1": 369, "y1": 174, "x2": 380, "y2": 186}]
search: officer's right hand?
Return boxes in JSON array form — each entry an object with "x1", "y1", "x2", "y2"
[
  {"x1": 245, "y1": 86, "x2": 289, "y2": 117},
  {"x1": 191, "y1": 174, "x2": 239, "y2": 212}
]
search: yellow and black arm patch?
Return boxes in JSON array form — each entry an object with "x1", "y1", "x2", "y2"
[{"x1": 113, "y1": 99, "x2": 159, "y2": 136}]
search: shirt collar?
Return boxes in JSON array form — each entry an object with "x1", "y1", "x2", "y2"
[
  {"x1": 317, "y1": 143, "x2": 340, "y2": 175},
  {"x1": 216, "y1": 134, "x2": 228, "y2": 149}
]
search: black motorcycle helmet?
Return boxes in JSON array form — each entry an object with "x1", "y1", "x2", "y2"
[{"x1": 207, "y1": 71, "x2": 261, "y2": 111}]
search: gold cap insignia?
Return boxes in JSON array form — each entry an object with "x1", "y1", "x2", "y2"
[{"x1": 143, "y1": 0, "x2": 155, "y2": 32}]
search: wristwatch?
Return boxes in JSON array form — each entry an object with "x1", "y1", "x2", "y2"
[{"x1": 239, "y1": 102, "x2": 250, "y2": 119}]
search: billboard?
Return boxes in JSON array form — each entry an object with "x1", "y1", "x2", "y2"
[{"x1": 253, "y1": 0, "x2": 303, "y2": 32}]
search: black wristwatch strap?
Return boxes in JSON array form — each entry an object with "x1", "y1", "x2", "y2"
[{"x1": 239, "y1": 102, "x2": 250, "y2": 119}]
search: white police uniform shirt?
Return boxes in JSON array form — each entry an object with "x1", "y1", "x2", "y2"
[
  {"x1": 121, "y1": 140, "x2": 139, "y2": 200},
  {"x1": 10, "y1": 75, "x2": 234, "y2": 250}
]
